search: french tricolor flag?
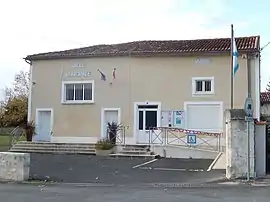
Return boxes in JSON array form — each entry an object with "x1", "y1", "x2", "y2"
[{"x1": 97, "y1": 69, "x2": 106, "y2": 81}]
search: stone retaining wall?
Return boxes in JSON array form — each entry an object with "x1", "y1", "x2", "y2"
[{"x1": 0, "y1": 152, "x2": 30, "y2": 181}]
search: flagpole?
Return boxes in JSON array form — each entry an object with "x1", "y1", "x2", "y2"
[{"x1": 230, "y1": 24, "x2": 234, "y2": 109}]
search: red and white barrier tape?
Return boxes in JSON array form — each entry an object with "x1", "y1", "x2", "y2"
[{"x1": 150, "y1": 127, "x2": 222, "y2": 136}]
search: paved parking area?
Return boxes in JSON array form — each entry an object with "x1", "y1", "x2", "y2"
[
  {"x1": 1, "y1": 183, "x2": 270, "y2": 202},
  {"x1": 30, "y1": 153, "x2": 225, "y2": 184},
  {"x1": 142, "y1": 158, "x2": 213, "y2": 171}
]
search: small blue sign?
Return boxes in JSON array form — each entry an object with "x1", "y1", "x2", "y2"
[{"x1": 187, "y1": 134, "x2": 197, "y2": 144}]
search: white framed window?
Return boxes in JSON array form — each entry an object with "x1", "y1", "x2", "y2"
[
  {"x1": 192, "y1": 77, "x2": 214, "y2": 95},
  {"x1": 61, "y1": 80, "x2": 94, "y2": 104}
]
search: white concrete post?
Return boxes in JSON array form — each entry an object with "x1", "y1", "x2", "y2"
[
  {"x1": 255, "y1": 122, "x2": 267, "y2": 177},
  {"x1": 225, "y1": 109, "x2": 255, "y2": 179},
  {"x1": 0, "y1": 152, "x2": 30, "y2": 182}
]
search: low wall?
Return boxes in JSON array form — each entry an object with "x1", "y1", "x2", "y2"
[
  {"x1": 0, "y1": 152, "x2": 30, "y2": 181},
  {"x1": 152, "y1": 145, "x2": 219, "y2": 159},
  {"x1": 255, "y1": 123, "x2": 267, "y2": 177}
]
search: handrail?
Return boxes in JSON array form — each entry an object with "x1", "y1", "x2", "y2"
[
  {"x1": 8, "y1": 126, "x2": 22, "y2": 148},
  {"x1": 106, "y1": 124, "x2": 127, "y2": 145},
  {"x1": 10, "y1": 126, "x2": 20, "y2": 135}
]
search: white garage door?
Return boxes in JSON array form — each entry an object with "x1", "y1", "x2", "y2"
[{"x1": 185, "y1": 102, "x2": 223, "y2": 133}]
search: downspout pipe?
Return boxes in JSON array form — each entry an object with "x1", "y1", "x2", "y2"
[{"x1": 23, "y1": 58, "x2": 33, "y2": 122}]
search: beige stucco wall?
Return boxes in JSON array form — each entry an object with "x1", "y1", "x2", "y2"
[{"x1": 30, "y1": 55, "x2": 257, "y2": 141}]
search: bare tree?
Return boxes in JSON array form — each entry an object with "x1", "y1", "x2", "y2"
[{"x1": 4, "y1": 70, "x2": 29, "y2": 100}]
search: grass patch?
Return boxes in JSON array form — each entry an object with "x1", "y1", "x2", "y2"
[
  {"x1": 0, "y1": 134, "x2": 11, "y2": 151},
  {"x1": 0, "y1": 133, "x2": 27, "y2": 151},
  {"x1": 0, "y1": 134, "x2": 10, "y2": 146}
]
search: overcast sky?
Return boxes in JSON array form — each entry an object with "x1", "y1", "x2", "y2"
[{"x1": 1, "y1": 0, "x2": 269, "y2": 100}]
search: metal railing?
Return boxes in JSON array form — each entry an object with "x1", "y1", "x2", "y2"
[
  {"x1": 106, "y1": 125, "x2": 128, "y2": 145},
  {"x1": 0, "y1": 126, "x2": 23, "y2": 151},
  {"x1": 9, "y1": 126, "x2": 24, "y2": 148},
  {"x1": 148, "y1": 127, "x2": 222, "y2": 152}
]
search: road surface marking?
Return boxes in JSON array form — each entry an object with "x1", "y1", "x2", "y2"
[
  {"x1": 207, "y1": 152, "x2": 223, "y2": 171},
  {"x1": 138, "y1": 167, "x2": 204, "y2": 172},
  {"x1": 132, "y1": 159, "x2": 158, "y2": 168},
  {"x1": 153, "y1": 168, "x2": 186, "y2": 171}
]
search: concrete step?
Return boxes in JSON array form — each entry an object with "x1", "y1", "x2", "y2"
[
  {"x1": 109, "y1": 153, "x2": 157, "y2": 159},
  {"x1": 12, "y1": 144, "x2": 95, "y2": 150},
  {"x1": 9, "y1": 149, "x2": 96, "y2": 155},
  {"x1": 121, "y1": 147, "x2": 149, "y2": 151},
  {"x1": 14, "y1": 141, "x2": 95, "y2": 148},
  {"x1": 122, "y1": 144, "x2": 150, "y2": 149},
  {"x1": 11, "y1": 142, "x2": 96, "y2": 153},
  {"x1": 15, "y1": 141, "x2": 93, "y2": 144},
  {"x1": 10, "y1": 146, "x2": 95, "y2": 152}
]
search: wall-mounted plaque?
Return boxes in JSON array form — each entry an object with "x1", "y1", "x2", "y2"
[{"x1": 65, "y1": 71, "x2": 91, "y2": 77}]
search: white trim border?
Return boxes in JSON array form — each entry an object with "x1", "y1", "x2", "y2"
[
  {"x1": 254, "y1": 57, "x2": 260, "y2": 120},
  {"x1": 133, "y1": 101, "x2": 162, "y2": 144},
  {"x1": 184, "y1": 101, "x2": 223, "y2": 132},
  {"x1": 35, "y1": 108, "x2": 54, "y2": 141},
  {"x1": 61, "y1": 80, "x2": 95, "y2": 104},
  {"x1": 100, "y1": 108, "x2": 121, "y2": 139},
  {"x1": 191, "y1": 77, "x2": 215, "y2": 96}
]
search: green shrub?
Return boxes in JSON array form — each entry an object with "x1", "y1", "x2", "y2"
[
  {"x1": 22, "y1": 121, "x2": 36, "y2": 141},
  {"x1": 12, "y1": 134, "x2": 27, "y2": 145},
  {"x1": 95, "y1": 138, "x2": 114, "y2": 150}
]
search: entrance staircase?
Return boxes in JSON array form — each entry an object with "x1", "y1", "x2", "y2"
[
  {"x1": 9, "y1": 141, "x2": 96, "y2": 155},
  {"x1": 112, "y1": 145, "x2": 157, "y2": 159},
  {"x1": 9, "y1": 142, "x2": 157, "y2": 159}
]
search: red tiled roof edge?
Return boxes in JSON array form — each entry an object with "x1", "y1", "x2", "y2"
[
  {"x1": 261, "y1": 92, "x2": 270, "y2": 104},
  {"x1": 25, "y1": 36, "x2": 260, "y2": 61}
]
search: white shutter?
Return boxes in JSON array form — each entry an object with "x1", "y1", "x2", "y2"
[{"x1": 186, "y1": 103, "x2": 222, "y2": 132}]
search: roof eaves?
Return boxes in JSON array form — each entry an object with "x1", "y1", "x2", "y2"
[{"x1": 25, "y1": 48, "x2": 260, "y2": 61}]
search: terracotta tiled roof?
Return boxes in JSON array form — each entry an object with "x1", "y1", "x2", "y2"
[
  {"x1": 25, "y1": 36, "x2": 260, "y2": 61},
  {"x1": 261, "y1": 92, "x2": 270, "y2": 104}
]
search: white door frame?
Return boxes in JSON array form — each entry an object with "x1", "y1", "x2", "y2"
[
  {"x1": 101, "y1": 108, "x2": 121, "y2": 138},
  {"x1": 35, "y1": 108, "x2": 54, "y2": 141},
  {"x1": 133, "y1": 102, "x2": 161, "y2": 143},
  {"x1": 184, "y1": 101, "x2": 223, "y2": 131}
]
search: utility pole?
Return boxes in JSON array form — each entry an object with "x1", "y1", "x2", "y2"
[
  {"x1": 230, "y1": 24, "x2": 234, "y2": 109},
  {"x1": 245, "y1": 53, "x2": 252, "y2": 182},
  {"x1": 245, "y1": 39, "x2": 270, "y2": 181},
  {"x1": 244, "y1": 38, "x2": 267, "y2": 180}
]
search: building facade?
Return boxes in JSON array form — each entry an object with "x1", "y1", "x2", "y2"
[{"x1": 25, "y1": 36, "x2": 261, "y2": 144}]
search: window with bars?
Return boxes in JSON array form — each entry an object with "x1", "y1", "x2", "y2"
[
  {"x1": 192, "y1": 77, "x2": 214, "y2": 95},
  {"x1": 62, "y1": 81, "x2": 94, "y2": 103}
]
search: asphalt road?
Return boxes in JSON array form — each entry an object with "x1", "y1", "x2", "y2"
[
  {"x1": 30, "y1": 154, "x2": 224, "y2": 184},
  {"x1": 0, "y1": 183, "x2": 270, "y2": 202},
  {"x1": 146, "y1": 158, "x2": 213, "y2": 170}
]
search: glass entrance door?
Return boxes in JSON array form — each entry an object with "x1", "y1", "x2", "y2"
[{"x1": 137, "y1": 105, "x2": 158, "y2": 144}]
